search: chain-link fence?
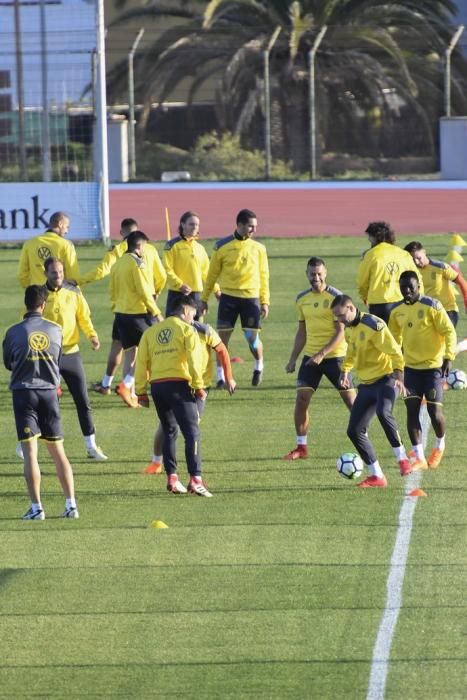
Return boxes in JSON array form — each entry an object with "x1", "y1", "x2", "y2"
[{"x1": 0, "y1": 0, "x2": 95, "y2": 183}]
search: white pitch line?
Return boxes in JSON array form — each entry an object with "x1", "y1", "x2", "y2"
[{"x1": 366, "y1": 403, "x2": 430, "y2": 700}]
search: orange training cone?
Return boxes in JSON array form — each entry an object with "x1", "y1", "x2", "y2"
[{"x1": 408, "y1": 488, "x2": 427, "y2": 497}]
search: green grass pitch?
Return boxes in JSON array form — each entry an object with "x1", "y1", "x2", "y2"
[{"x1": 0, "y1": 236, "x2": 466, "y2": 698}]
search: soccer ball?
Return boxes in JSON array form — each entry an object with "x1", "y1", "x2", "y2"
[
  {"x1": 336, "y1": 452, "x2": 364, "y2": 480},
  {"x1": 447, "y1": 368, "x2": 467, "y2": 390}
]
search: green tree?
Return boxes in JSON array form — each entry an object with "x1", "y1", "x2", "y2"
[{"x1": 108, "y1": 0, "x2": 467, "y2": 170}]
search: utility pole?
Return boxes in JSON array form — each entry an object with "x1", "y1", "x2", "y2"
[
  {"x1": 264, "y1": 26, "x2": 281, "y2": 180},
  {"x1": 13, "y1": 0, "x2": 27, "y2": 180},
  {"x1": 308, "y1": 25, "x2": 327, "y2": 180},
  {"x1": 128, "y1": 27, "x2": 144, "y2": 180},
  {"x1": 445, "y1": 25, "x2": 464, "y2": 117}
]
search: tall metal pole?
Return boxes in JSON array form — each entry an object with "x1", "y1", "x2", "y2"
[
  {"x1": 444, "y1": 25, "x2": 464, "y2": 117},
  {"x1": 264, "y1": 26, "x2": 281, "y2": 180},
  {"x1": 39, "y1": 0, "x2": 51, "y2": 181},
  {"x1": 13, "y1": 0, "x2": 27, "y2": 180},
  {"x1": 128, "y1": 27, "x2": 144, "y2": 180},
  {"x1": 308, "y1": 25, "x2": 327, "y2": 180},
  {"x1": 95, "y1": 0, "x2": 110, "y2": 243}
]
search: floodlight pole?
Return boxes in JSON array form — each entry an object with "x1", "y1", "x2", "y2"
[
  {"x1": 128, "y1": 27, "x2": 144, "y2": 180},
  {"x1": 308, "y1": 25, "x2": 327, "y2": 180},
  {"x1": 264, "y1": 26, "x2": 281, "y2": 180},
  {"x1": 39, "y1": 0, "x2": 51, "y2": 181},
  {"x1": 94, "y1": 0, "x2": 110, "y2": 243},
  {"x1": 445, "y1": 25, "x2": 464, "y2": 117},
  {"x1": 13, "y1": 0, "x2": 27, "y2": 180}
]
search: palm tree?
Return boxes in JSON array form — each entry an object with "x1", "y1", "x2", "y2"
[{"x1": 107, "y1": 0, "x2": 467, "y2": 170}]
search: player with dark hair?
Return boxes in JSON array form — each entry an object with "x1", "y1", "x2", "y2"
[
  {"x1": 3, "y1": 285, "x2": 79, "y2": 519},
  {"x1": 83, "y1": 217, "x2": 166, "y2": 394},
  {"x1": 357, "y1": 221, "x2": 421, "y2": 323},
  {"x1": 163, "y1": 211, "x2": 220, "y2": 320},
  {"x1": 110, "y1": 230, "x2": 163, "y2": 407},
  {"x1": 388, "y1": 271, "x2": 457, "y2": 470},
  {"x1": 143, "y1": 298, "x2": 236, "y2": 474},
  {"x1": 38, "y1": 257, "x2": 107, "y2": 460},
  {"x1": 404, "y1": 240, "x2": 467, "y2": 328},
  {"x1": 201, "y1": 209, "x2": 270, "y2": 387},
  {"x1": 330, "y1": 293, "x2": 411, "y2": 487},
  {"x1": 283, "y1": 257, "x2": 356, "y2": 460},
  {"x1": 17, "y1": 211, "x2": 81, "y2": 287},
  {"x1": 135, "y1": 296, "x2": 212, "y2": 496}
]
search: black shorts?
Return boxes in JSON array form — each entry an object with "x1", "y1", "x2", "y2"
[
  {"x1": 217, "y1": 294, "x2": 261, "y2": 331},
  {"x1": 368, "y1": 302, "x2": 398, "y2": 324},
  {"x1": 166, "y1": 290, "x2": 202, "y2": 319},
  {"x1": 447, "y1": 310, "x2": 458, "y2": 328},
  {"x1": 111, "y1": 315, "x2": 121, "y2": 342},
  {"x1": 115, "y1": 313, "x2": 155, "y2": 350},
  {"x1": 12, "y1": 389, "x2": 63, "y2": 442},
  {"x1": 404, "y1": 367, "x2": 444, "y2": 404},
  {"x1": 297, "y1": 356, "x2": 352, "y2": 392}
]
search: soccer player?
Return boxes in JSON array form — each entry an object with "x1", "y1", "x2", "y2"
[
  {"x1": 39, "y1": 257, "x2": 108, "y2": 460},
  {"x1": 3, "y1": 285, "x2": 79, "y2": 519},
  {"x1": 143, "y1": 311, "x2": 236, "y2": 474},
  {"x1": 17, "y1": 211, "x2": 81, "y2": 287},
  {"x1": 82, "y1": 217, "x2": 166, "y2": 394},
  {"x1": 404, "y1": 241, "x2": 467, "y2": 328},
  {"x1": 201, "y1": 209, "x2": 270, "y2": 387},
  {"x1": 134, "y1": 296, "x2": 212, "y2": 496},
  {"x1": 283, "y1": 257, "x2": 356, "y2": 460},
  {"x1": 110, "y1": 230, "x2": 163, "y2": 407},
  {"x1": 357, "y1": 221, "x2": 421, "y2": 322},
  {"x1": 163, "y1": 211, "x2": 220, "y2": 319},
  {"x1": 330, "y1": 294, "x2": 411, "y2": 487},
  {"x1": 388, "y1": 271, "x2": 457, "y2": 470}
]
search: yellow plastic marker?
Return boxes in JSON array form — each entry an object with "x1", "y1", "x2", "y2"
[
  {"x1": 165, "y1": 207, "x2": 171, "y2": 241},
  {"x1": 446, "y1": 250, "x2": 464, "y2": 263},
  {"x1": 151, "y1": 520, "x2": 169, "y2": 529},
  {"x1": 450, "y1": 233, "x2": 467, "y2": 247}
]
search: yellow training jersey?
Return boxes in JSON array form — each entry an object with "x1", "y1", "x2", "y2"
[
  {"x1": 135, "y1": 315, "x2": 204, "y2": 393},
  {"x1": 357, "y1": 242, "x2": 422, "y2": 304},
  {"x1": 388, "y1": 296, "x2": 457, "y2": 369},
  {"x1": 163, "y1": 236, "x2": 218, "y2": 294},
  {"x1": 110, "y1": 252, "x2": 160, "y2": 317},
  {"x1": 296, "y1": 285, "x2": 347, "y2": 358},
  {"x1": 18, "y1": 231, "x2": 81, "y2": 287},
  {"x1": 202, "y1": 235, "x2": 270, "y2": 305},
  {"x1": 341, "y1": 312, "x2": 404, "y2": 384},
  {"x1": 42, "y1": 282, "x2": 96, "y2": 354},
  {"x1": 193, "y1": 321, "x2": 222, "y2": 388},
  {"x1": 418, "y1": 260, "x2": 459, "y2": 312},
  {"x1": 80, "y1": 239, "x2": 166, "y2": 294}
]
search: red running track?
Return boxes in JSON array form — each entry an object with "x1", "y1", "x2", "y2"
[{"x1": 109, "y1": 183, "x2": 467, "y2": 240}]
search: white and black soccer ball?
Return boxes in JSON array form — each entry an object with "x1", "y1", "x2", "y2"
[
  {"x1": 336, "y1": 452, "x2": 364, "y2": 480},
  {"x1": 447, "y1": 368, "x2": 467, "y2": 391}
]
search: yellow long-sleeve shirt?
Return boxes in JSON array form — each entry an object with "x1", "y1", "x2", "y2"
[
  {"x1": 296, "y1": 285, "x2": 347, "y2": 358},
  {"x1": 418, "y1": 260, "x2": 459, "y2": 312},
  {"x1": 163, "y1": 236, "x2": 218, "y2": 294},
  {"x1": 18, "y1": 231, "x2": 81, "y2": 287},
  {"x1": 42, "y1": 282, "x2": 96, "y2": 354},
  {"x1": 388, "y1": 296, "x2": 457, "y2": 369},
  {"x1": 202, "y1": 235, "x2": 270, "y2": 305},
  {"x1": 135, "y1": 315, "x2": 204, "y2": 393},
  {"x1": 110, "y1": 252, "x2": 160, "y2": 316},
  {"x1": 341, "y1": 312, "x2": 404, "y2": 384},
  {"x1": 80, "y1": 239, "x2": 166, "y2": 294},
  {"x1": 357, "y1": 242, "x2": 422, "y2": 304}
]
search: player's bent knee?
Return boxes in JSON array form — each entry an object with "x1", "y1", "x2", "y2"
[{"x1": 243, "y1": 329, "x2": 260, "y2": 350}]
